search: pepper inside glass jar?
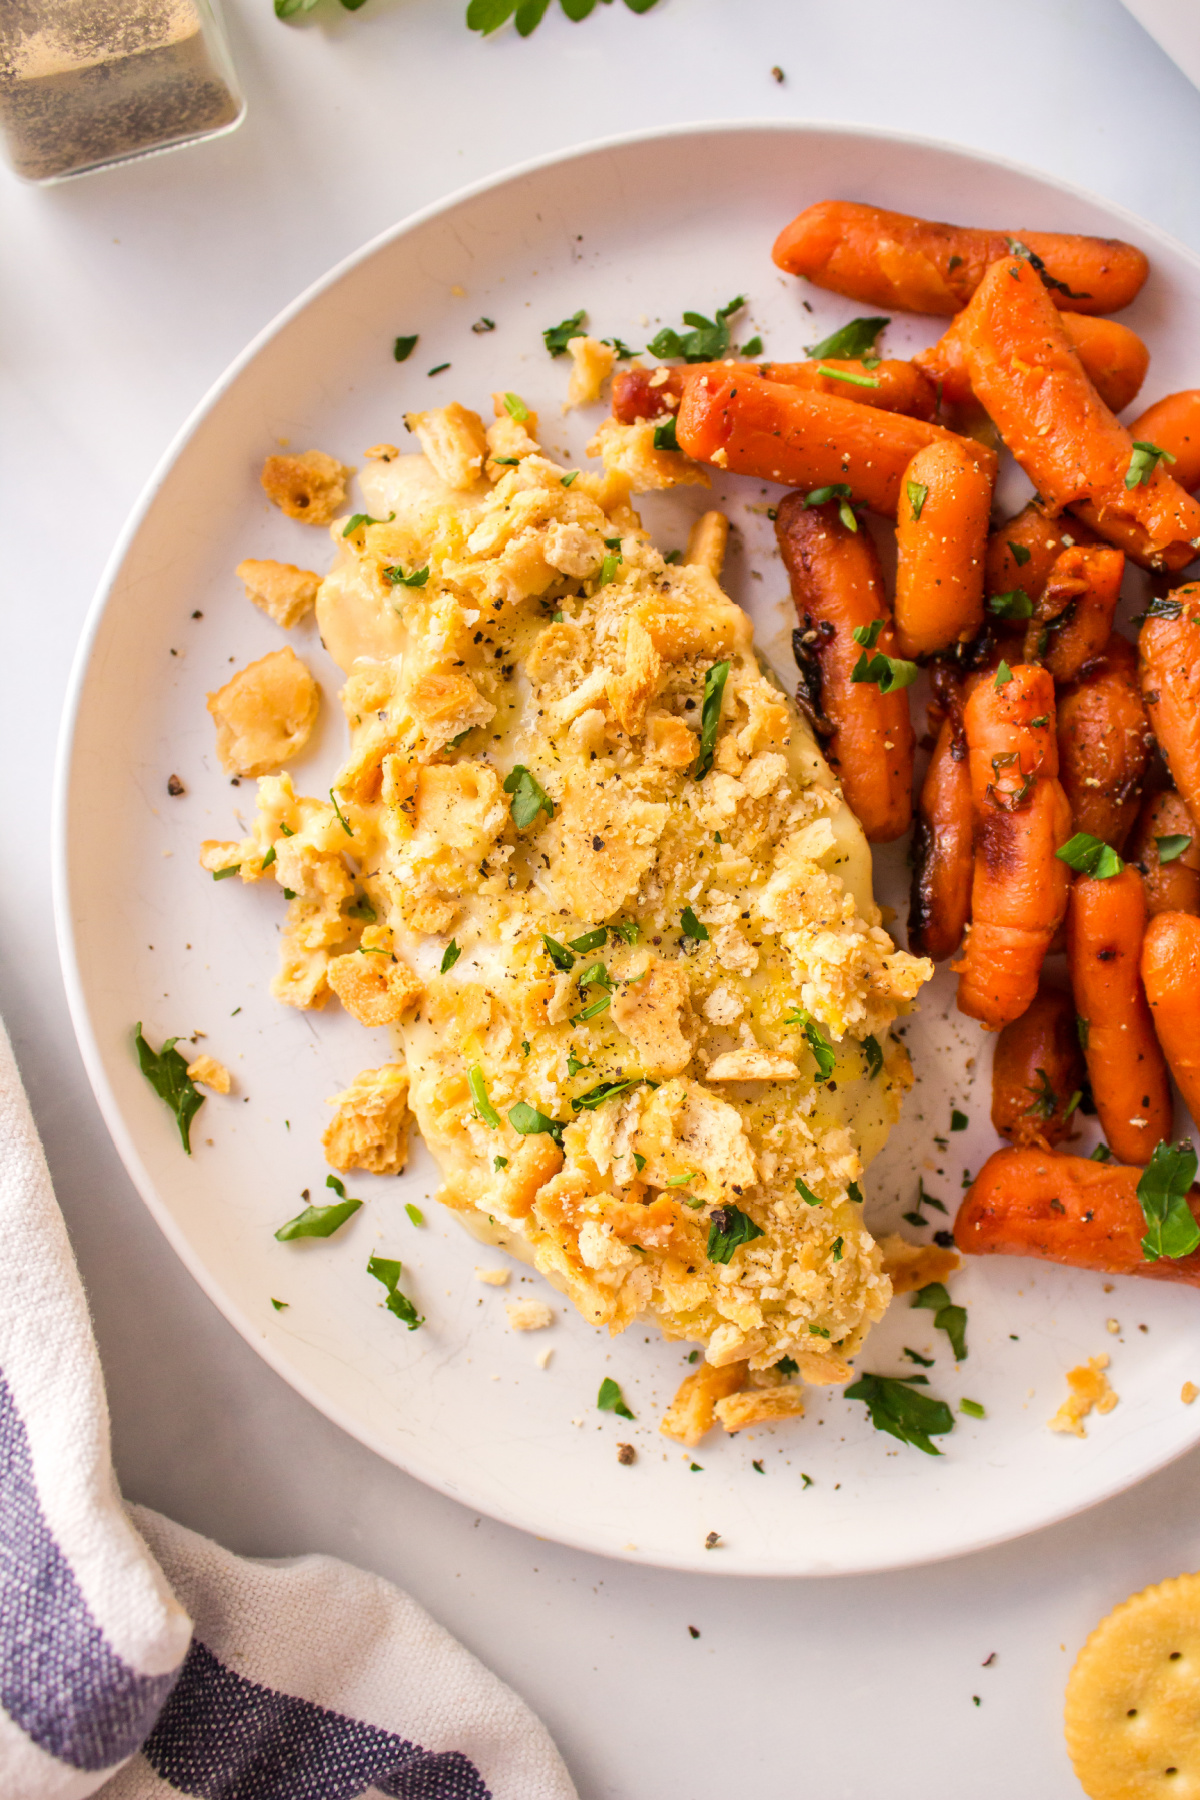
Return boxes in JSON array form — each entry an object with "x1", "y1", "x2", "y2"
[{"x1": 0, "y1": 0, "x2": 243, "y2": 183}]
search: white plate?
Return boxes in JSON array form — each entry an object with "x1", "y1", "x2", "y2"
[{"x1": 55, "y1": 122, "x2": 1200, "y2": 1576}]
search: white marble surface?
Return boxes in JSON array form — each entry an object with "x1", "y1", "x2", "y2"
[{"x1": 4, "y1": 2, "x2": 1200, "y2": 1793}]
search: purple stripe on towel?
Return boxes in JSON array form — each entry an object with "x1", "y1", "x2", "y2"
[
  {"x1": 0, "y1": 1368, "x2": 180, "y2": 1769},
  {"x1": 143, "y1": 1640, "x2": 492, "y2": 1800}
]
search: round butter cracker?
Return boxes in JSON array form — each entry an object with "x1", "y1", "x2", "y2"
[{"x1": 1066, "y1": 1571, "x2": 1200, "y2": 1799}]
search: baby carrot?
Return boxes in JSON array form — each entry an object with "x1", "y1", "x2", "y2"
[
  {"x1": 955, "y1": 1146, "x2": 1200, "y2": 1285},
  {"x1": 954, "y1": 663, "x2": 1072, "y2": 1030},
  {"x1": 917, "y1": 310, "x2": 1149, "y2": 417},
  {"x1": 1128, "y1": 789, "x2": 1200, "y2": 918},
  {"x1": 1024, "y1": 544, "x2": 1123, "y2": 681},
  {"x1": 772, "y1": 201, "x2": 1149, "y2": 316},
  {"x1": 991, "y1": 985, "x2": 1086, "y2": 1149},
  {"x1": 676, "y1": 371, "x2": 995, "y2": 519},
  {"x1": 986, "y1": 503, "x2": 1100, "y2": 609},
  {"x1": 1068, "y1": 866, "x2": 1172, "y2": 1165},
  {"x1": 611, "y1": 360, "x2": 938, "y2": 424},
  {"x1": 776, "y1": 491, "x2": 914, "y2": 841},
  {"x1": 909, "y1": 710, "x2": 972, "y2": 960},
  {"x1": 1139, "y1": 587, "x2": 1200, "y2": 823},
  {"x1": 1127, "y1": 390, "x2": 1200, "y2": 494},
  {"x1": 958, "y1": 255, "x2": 1200, "y2": 571},
  {"x1": 893, "y1": 437, "x2": 993, "y2": 657},
  {"x1": 1056, "y1": 634, "x2": 1152, "y2": 851},
  {"x1": 1142, "y1": 910, "x2": 1200, "y2": 1124}
]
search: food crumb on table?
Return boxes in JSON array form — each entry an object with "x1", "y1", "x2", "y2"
[
  {"x1": 506, "y1": 1299, "x2": 555, "y2": 1331},
  {"x1": 475, "y1": 1267, "x2": 509, "y2": 1286},
  {"x1": 1182, "y1": 1382, "x2": 1198, "y2": 1405},
  {"x1": 1048, "y1": 1355, "x2": 1118, "y2": 1438}
]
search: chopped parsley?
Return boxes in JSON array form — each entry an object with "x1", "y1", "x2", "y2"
[
  {"x1": 598, "y1": 1376, "x2": 634, "y2": 1419},
  {"x1": 994, "y1": 660, "x2": 1014, "y2": 689},
  {"x1": 472, "y1": 317, "x2": 496, "y2": 334},
  {"x1": 508, "y1": 1101, "x2": 565, "y2": 1145},
  {"x1": 818, "y1": 363, "x2": 880, "y2": 388},
  {"x1": 706, "y1": 1204, "x2": 764, "y2": 1264},
  {"x1": 504, "y1": 765, "x2": 554, "y2": 829},
  {"x1": 213, "y1": 863, "x2": 240, "y2": 881},
  {"x1": 1125, "y1": 439, "x2": 1177, "y2": 491},
  {"x1": 569, "y1": 927, "x2": 607, "y2": 953},
  {"x1": 752, "y1": 1458, "x2": 765, "y2": 1473},
  {"x1": 275, "y1": 1175, "x2": 362, "y2": 1240},
  {"x1": 1158, "y1": 834, "x2": 1192, "y2": 865},
  {"x1": 805, "y1": 315, "x2": 888, "y2": 361},
  {"x1": 440, "y1": 940, "x2": 462, "y2": 974},
  {"x1": 427, "y1": 363, "x2": 450, "y2": 377},
  {"x1": 1006, "y1": 238, "x2": 1091, "y2": 300},
  {"x1": 468, "y1": 1065, "x2": 501, "y2": 1129},
  {"x1": 653, "y1": 416, "x2": 680, "y2": 452},
  {"x1": 693, "y1": 658, "x2": 730, "y2": 781},
  {"x1": 844, "y1": 1372, "x2": 954, "y2": 1455},
  {"x1": 502, "y1": 392, "x2": 530, "y2": 422},
  {"x1": 1091, "y1": 1142, "x2": 1114, "y2": 1162},
  {"x1": 543, "y1": 309, "x2": 586, "y2": 356},
  {"x1": 1008, "y1": 540, "x2": 1032, "y2": 566},
  {"x1": 367, "y1": 1254, "x2": 423, "y2": 1329},
  {"x1": 680, "y1": 906, "x2": 709, "y2": 942},
  {"x1": 913, "y1": 1281, "x2": 968, "y2": 1361},
  {"x1": 346, "y1": 895, "x2": 375, "y2": 922},
  {"x1": 951, "y1": 1109, "x2": 968, "y2": 1132},
  {"x1": 571, "y1": 995, "x2": 612, "y2": 1024},
  {"x1": 541, "y1": 933, "x2": 576, "y2": 971},
  {"x1": 739, "y1": 335, "x2": 764, "y2": 358},
  {"x1": 905, "y1": 479, "x2": 928, "y2": 520},
  {"x1": 578, "y1": 960, "x2": 613, "y2": 991},
  {"x1": 647, "y1": 294, "x2": 745, "y2": 363},
  {"x1": 831, "y1": 1236, "x2": 844, "y2": 1261},
  {"x1": 329, "y1": 789, "x2": 353, "y2": 836},
  {"x1": 342, "y1": 510, "x2": 394, "y2": 537},
  {"x1": 561, "y1": 471, "x2": 579, "y2": 487},
  {"x1": 988, "y1": 588, "x2": 1033, "y2": 619},
  {"x1": 133, "y1": 1023, "x2": 204, "y2": 1153},
  {"x1": 393, "y1": 334, "x2": 418, "y2": 362},
  {"x1": 786, "y1": 1010, "x2": 835, "y2": 1082},
  {"x1": 903, "y1": 1347, "x2": 934, "y2": 1367},
  {"x1": 405, "y1": 1204, "x2": 424, "y2": 1226},
  {"x1": 271, "y1": 1299, "x2": 288, "y2": 1311},
  {"x1": 960, "y1": 1398, "x2": 986, "y2": 1419},
  {"x1": 571, "y1": 1078, "x2": 645, "y2": 1111},
  {"x1": 1056, "y1": 833, "x2": 1124, "y2": 879},
  {"x1": 1137, "y1": 1140, "x2": 1200, "y2": 1262},
  {"x1": 850, "y1": 619, "x2": 918, "y2": 693},
  {"x1": 863, "y1": 1035, "x2": 884, "y2": 1079},
  {"x1": 795, "y1": 1178, "x2": 822, "y2": 1207},
  {"x1": 599, "y1": 550, "x2": 622, "y2": 585},
  {"x1": 803, "y1": 481, "x2": 857, "y2": 532},
  {"x1": 383, "y1": 562, "x2": 430, "y2": 588}
]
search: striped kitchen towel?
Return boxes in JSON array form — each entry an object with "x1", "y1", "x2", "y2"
[{"x1": 0, "y1": 1017, "x2": 577, "y2": 1800}]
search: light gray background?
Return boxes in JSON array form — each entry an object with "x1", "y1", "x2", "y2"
[{"x1": 4, "y1": 2, "x2": 1199, "y2": 1794}]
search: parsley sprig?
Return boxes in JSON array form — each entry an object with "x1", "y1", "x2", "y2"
[
  {"x1": 367, "y1": 1254, "x2": 423, "y2": 1329},
  {"x1": 850, "y1": 619, "x2": 918, "y2": 693},
  {"x1": 1138, "y1": 1140, "x2": 1200, "y2": 1263},
  {"x1": 648, "y1": 296, "x2": 745, "y2": 364},
  {"x1": 845, "y1": 1372, "x2": 954, "y2": 1456},
  {"x1": 706, "y1": 1204, "x2": 764, "y2": 1264},
  {"x1": 806, "y1": 316, "x2": 888, "y2": 362},
  {"x1": 1056, "y1": 833, "x2": 1124, "y2": 880},
  {"x1": 134, "y1": 1023, "x2": 204, "y2": 1153},
  {"x1": 275, "y1": 1175, "x2": 362, "y2": 1240},
  {"x1": 912, "y1": 1281, "x2": 968, "y2": 1361}
]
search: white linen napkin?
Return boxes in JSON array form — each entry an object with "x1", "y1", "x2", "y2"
[{"x1": 0, "y1": 1017, "x2": 577, "y2": 1800}]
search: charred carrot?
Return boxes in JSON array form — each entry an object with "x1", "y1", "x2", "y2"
[
  {"x1": 1139, "y1": 587, "x2": 1200, "y2": 823},
  {"x1": 1129, "y1": 789, "x2": 1200, "y2": 918},
  {"x1": 986, "y1": 503, "x2": 1100, "y2": 609},
  {"x1": 772, "y1": 201, "x2": 1149, "y2": 317},
  {"x1": 777, "y1": 490, "x2": 915, "y2": 841},
  {"x1": 954, "y1": 663, "x2": 1071, "y2": 1030},
  {"x1": 676, "y1": 371, "x2": 996, "y2": 519},
  {"x1": 958, "y1": 255, "x2": 1200, "y2": 572},
  {"x1": 918, "y1": 310, "x2": 1149, "y2": 417},
  {"x1": 909, "y1": 711, "x2": 972, "y2": 960},
  {"x1": 893, "y1": 437, "x2": 993, "y2": 657},
  {"x1": 1068, "y1": 866, "x2": 1172, "y2": 1165},
  {"x1": 955, "y1": 1146, "x2": 1200, "y2": 1285},
  {"x1": 1056, "y1": 634, "x2": 1152, "y2": 851},
  {"x1": 991, "y1": 985, "x2": 1086, "y2": 1149},
  {"x1": 611, "y1": 360, "x2": 938, "y2": 424},
  {"x1": 1024, "y1": 544, "x2": 1123, "y2": 681},
  {"x1": 1127, "y1": 391, "x2": 1200, "y2": 494},
  {"x1": 1142, "y1": 910, "x2": 1200, "y2": 1124}
]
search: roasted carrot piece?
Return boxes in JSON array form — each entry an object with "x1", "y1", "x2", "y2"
[
  {"x1": 1128, "y1": 789, "x2": 1200, "y2": 918},
  {"x1": 1139, "y1": 587, "x2": 1200, "y2": 823},
  {"x1": 1127, "y1": 390, "x2": 1200, "y2": 494},
  {"x1": 1142, "y1": 910, "x2": 1200, "y2": 1124},
  {"x1": 917, "y1": 310, "x2": 1149, "y2": 416},
  {"x1": 954, "y1": 664, "x2": 1072, "y2": 1030},
  {"x1": 955, "y1": 1146, "x2": 1200, "y2": 1285},
  {"x1": 1068, "y1": 867, "x2": 1172, "y2": 1165},
  {"x1": 909, "y1": 711, "x2": 972, "y2": 960},
  {"x1": 958, "y1": 255, "x2": 1200, "y2": 571},
  {"x1": 991, "y1": 985, "x2": 1085, "y2": 1148},
  {"x1": 1024, "y1": 544, "x2": 1123, "y2": 681},
  {"x1": 676, "y1": 371, "x2": 996, "y2": 519},
  {"x1": 893, "y1": 437, "x2": 992, "y2": 657},
  {"x1": 985, "y1": 503, "x2": 1100, "y2": 608},
  {"x1": 776, "y1": 491, "x2": 914, "y2": 841},
  {"x1": 1056, "y1": 634, "x2": 1152, "y2": 851},
  {"x1": 611, "y1": 360, "x2": 938, "y2": 424},
  {"x1": 771, "y1": 201, "x2": 1149, "y2": 317}
]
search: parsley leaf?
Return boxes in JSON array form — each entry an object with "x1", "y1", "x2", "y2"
[
  {"x1": 739, "y1": 335, "x2": 764, "y2": 358},
  {"x1": 706, "y1": 1204, "x2": 764, "y2": 1264},
  {"x1": 989, "y1": 588, "x2": 1033, "y2": 619},
  {"x1": 680, "y1": 906, "x2": 709, "y2": 942},
  {"x1": 367, "y1": 1253, "x2": 423, "y2": 1329},
  {"x1": 342, "y1": 510, "x2": 394, "y2": 537},
  {"x1": 569, "y1": 927, "x2": 607, "y2": 953},
  {"x1": 903, "y1": 1347, "x2": 934, "y2": 1367},
  {"x1": 795, "y1": 1178, "x2": 823, "y2": 1206},
  {"x1": 803, "y1": 481, "x2": 857, "y2": 531},
  {"x1": 405, "y1": 1203, "x2": 424, "y2": 1226},
  {"x1": 647, "y1": 295, "x2": 745, "y2": 363},
  {"x1": 508, "y1": 1101, "x2": 565, "y2": 1144},
  {"x1": 571, "y1": 1078, "x2": 646, "y2": 1111},
  {"x1": 1056, "y1": 833, "x2": 1124, "y2": 879},
  {"x1": 598, "y1": 1376, "x2": 634, "y2": 1419},
  {"x1": 851, "y1": 644, "x2": 918, "y2": 693},
  {"x1": 1137, "y1": 1140, "x2": 1200, "y2": 1262},
  {"x1": 1125, "y1": 440, "x2": 1177, "y2": 490},
  {"x1": 212, "y1": 863, "x2": 241, "y2": 880},
  {"x1": 805, "y1": 316, "x2": 889, "y2": 361},
  {"x1": 950, "y1": 1109, "x2": 968, "y2": 1132},
  {"x1": 994, "y1": 660, "x2": 1014, "y2": 689},
  {"x1": 844, "y1": 1372, "x2": 955, "y2": 1455},
  {"x1": 913, "y1": 1281, "x2": 968, "y2": 1360},
  {"x1": 541, "y1": 934, "x2": 576, "y2": 971},
  {"x1": 905, "y1": 480, "x2": 928, "y2": 520},
  {"x1": 1157, "y1": 834, "x2": 1192, "y2": 865},
  {"x1": 653, "y1": 416, "x2": 680, "y2": 452},
  {"x1": 543, "y1": 309, "x2": 586, "y2": 355},
  {"x1": 441, "y1": 940, "x2": 462, "y2": 974},
  {"x1": 133, "y1": 1023, "x2": 204, "y2": 1153},
  {"x1": 691, "y1": 658, "x2": 731, "y2": 781},
  {"x1": 785, "y1": 1009, "x2": 835, "y2": 1082},
  {"x1": 383, "y1": 563, "x2": 430, "y2": 588},
  {"x1": 503, "y1": 391, "x2": 530, "y2": 422},
  {"x1": 504, "y1": 765, "x2": 554, "y2": 829},
  {"x1": 468, "y1": 1066, "x2": 501, "y2": 1129},
  {"x1": 393, "y1": 333, "x2": 418, "y2": 362},
  {"x1": 1008, "y1": 540, "x2": 1032, "y2": 567},
  {"x1": 863, "y1": 1035, "x2": 884, "y2": 1079},
  {"x1": 960, "y1": 1398, "x2": 986, "y2": 1419},
  {"x1": 275, "y1": 1175, "x2": 362, "y2": 1240}
]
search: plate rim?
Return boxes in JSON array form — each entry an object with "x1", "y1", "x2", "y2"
[{"x1": 52, "y1": 115, "x2": 1200, "y2": 1577}]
